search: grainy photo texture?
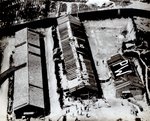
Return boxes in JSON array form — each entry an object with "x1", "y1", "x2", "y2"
[{"x1": 0, "y1": 0, "x2": 150, "y2": 121}]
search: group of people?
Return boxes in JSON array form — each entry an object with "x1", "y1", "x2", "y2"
[{"x1": 63, "y1": 96, "x2": 111, "y2": 121}]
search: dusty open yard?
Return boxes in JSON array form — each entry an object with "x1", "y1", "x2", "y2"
[{"x1": 83, "y1": 18, "x2": 132, "y2": 80}]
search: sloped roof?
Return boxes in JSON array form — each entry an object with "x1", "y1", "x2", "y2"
[
  {"x1": 68, "y1": 81, "x2": 98, "y2": 93},
  {"x1": 108, "y1": 54, "x2": 144, "y2": 90},
  {"x1": 115, "y1": 74, "x2": 144, "y2": 90},
  {"x1": 107, "y1": 54, "x2": 124, "y2": 66}
]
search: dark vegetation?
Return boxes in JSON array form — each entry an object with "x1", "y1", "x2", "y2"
[
  {"x1": 71, "y1": 3, "x2": 78, "y2": 14},
  {"x1": 79, "y1": 4, "x2": 91, "y2": 12},
  {"x1": 0, "y1": 0, "x2": 19, "y2": 27},
  {"x1": 1, "y1": 0, "x2": 150, "y2": 29},
  {"x1": 0, "y1": 0, "x2": 57, "y2": 28},
  {"x1": 59, "y1": 3, "x2": 67, "y2": 13},
  {"x1": 52, "y1": 26, "x2": 64, "y2": 108}
]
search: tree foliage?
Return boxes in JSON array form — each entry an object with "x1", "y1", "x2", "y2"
[
  {"x1": 0, "y1": 0, "x2": 54, "y2": 28},
  {"x1": 0, "y1": 0, "x2": 20, "y2": 28}
]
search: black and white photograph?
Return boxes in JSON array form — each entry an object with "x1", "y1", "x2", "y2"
[{"x1": 0, "y1": 0, "x2": 150, "y2": 121}]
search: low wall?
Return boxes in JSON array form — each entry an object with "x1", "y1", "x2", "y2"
[
  {"x1": 74, "y1": 8, "x2": 150, "y2": 21},
  {"x1": 0, "y1": 18, "x2": 57, "y2": 37},
  {"x1": 0, "y1": 8, "x2": 150, "y2": 37}
]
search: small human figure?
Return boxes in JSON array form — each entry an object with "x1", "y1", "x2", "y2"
[
  {"x1": 80, "y1": 107, "x2": 83, "y2": 115},
  {"x1": 75, "y1": 117, "x2": 80, "y2": 121},
  {"x1": 121, "y1": 101, "x2": 124, "y2": 106},
  {"x1": 102, "y1": 60, "x2": 104, "y2": 64},
  {"x1": 63, "y1": 115, "x2": 67, "y2": 121},
  {"x1": 9, "y1": 51, "x2": 15, "y2": 67}
]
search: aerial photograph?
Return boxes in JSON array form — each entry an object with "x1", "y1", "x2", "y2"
[{"x1": 0, "y1": 0, "x2": 150, "y2": 121}]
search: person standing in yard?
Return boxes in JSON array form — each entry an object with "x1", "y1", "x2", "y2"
[
  {"x1": 131, "y1": 105, "x2": 138, "y2": 116},
  {"x1": 63, "y1": 115, "x2": 67, "y2": 121},
  {"x1": 9, "y1": 51, "x2": 14, "y2": 66},
  {"x1": 75, "y1": 117, "x2": 80, "y2": 121}
]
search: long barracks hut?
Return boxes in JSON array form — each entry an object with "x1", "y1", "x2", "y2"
[
  {"x1": 13, "y1": 28, "x2": 50, "y2": 118},
  {"x1": 57, "y1": 15, "x2": 102, "y2": 98}
]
